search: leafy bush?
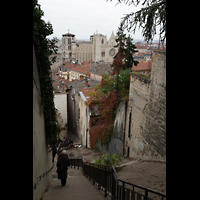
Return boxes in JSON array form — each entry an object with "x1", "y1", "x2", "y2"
[{"x1": 94, "y1": 153, "x2": 123, "y2": 167}]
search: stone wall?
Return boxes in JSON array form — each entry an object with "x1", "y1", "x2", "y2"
[
  {"x1": 142, "y1": 49, "x2": 166, "y2": 160},
  {"x1": 102, "y1": 102, "x2": 126, "y2": 155},
  {"x1": 124, "y1": 49, "x2": 166, "y2": 161},
  {"x1": 124, "y1": 73, "x2": 151, "y2": 158}
]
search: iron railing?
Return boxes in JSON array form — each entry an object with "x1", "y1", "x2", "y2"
[
  {"x1": 69, "y1": 158, "x2": 166, "y2": 200},
  {"x1": 70, "y1": 158, "x2": 83, "y2": 170}
]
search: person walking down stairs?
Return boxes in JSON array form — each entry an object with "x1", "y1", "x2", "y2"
[{"x1": 56, "y1": 150, "x2": 70, "y2": 186}]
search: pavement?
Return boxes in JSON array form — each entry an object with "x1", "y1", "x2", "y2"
[{"x1": 42, "y1": 157, "x2": 108, "y2": 200}]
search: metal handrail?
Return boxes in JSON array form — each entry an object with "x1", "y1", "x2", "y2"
[{"x1": 70, "y1": 158, "x2": 166, "y2": 200}]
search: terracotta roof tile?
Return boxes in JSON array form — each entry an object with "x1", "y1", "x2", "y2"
[
  {"x1": 71, "y1": 61, "x2": 91, "y2": 75},
  {"x1": 132, "y1": 61, "x2": 152, "y2": 71},
  {"x1": 79, "y1": 87, "x2": 96, "y2": 102}
]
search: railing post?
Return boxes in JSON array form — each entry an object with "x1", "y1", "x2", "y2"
[
  {"x1": 105, "y1": 170, "x2": 107, "y2": 197},
  {"x1": 122, "y1": 182, "x2": 125, "y2": 200},
  {"x1": 145, "y1": 190, "x2": 148, "y2": 200}
]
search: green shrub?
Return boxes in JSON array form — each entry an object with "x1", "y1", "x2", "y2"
[{"x1": 94, "y1": 153, "x2": 123, "y2": 167}]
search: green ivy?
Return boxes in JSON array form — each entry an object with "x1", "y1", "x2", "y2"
[{"x1": 33, "y1": 0, "x2": 59, "y2": 150}]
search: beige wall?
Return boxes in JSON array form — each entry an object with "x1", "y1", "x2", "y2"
[
  {"x1": 54, "y1": 93, "x2": 67, "y2": 128},
  {"x1": 33, "y1": 46, "x2": 52, "y2": 200}
]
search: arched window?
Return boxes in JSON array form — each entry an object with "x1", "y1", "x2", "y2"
[{"x1": 101, "y1": 52, "x2": 105, "y2": 57}]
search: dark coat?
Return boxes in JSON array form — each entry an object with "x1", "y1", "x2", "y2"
[{"x1": 56, "y1": 156, "x2": 70, "y2": 179}]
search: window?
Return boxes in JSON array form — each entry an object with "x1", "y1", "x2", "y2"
[
  {"x1": 68, "y1": 38, "x2": 71, "y2": 44},
  {"x1": 128, "y1": 112, "x2": 132, "y2": 138},
  {"x1": 68, "y1": 46, "x2": 71, "y2": 50},
  {"x1": 101, "y1": 52, "x2": 105, "y2": 57},
  {"x1": 102, "y1": 39, "x2": 104, "y2": 44}
]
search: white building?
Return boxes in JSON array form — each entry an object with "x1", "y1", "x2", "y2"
[{"x1": 54, "y1": 93, "x2": 67, "y2": 128}]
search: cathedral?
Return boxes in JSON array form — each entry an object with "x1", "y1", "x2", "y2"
[{"x1": 62, "y1": 31, "x2": 118, "y2": 63}]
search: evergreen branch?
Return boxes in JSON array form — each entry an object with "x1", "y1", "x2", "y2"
[{"x1": 107, "y1": 0, "x2": 166, "y2": 44}]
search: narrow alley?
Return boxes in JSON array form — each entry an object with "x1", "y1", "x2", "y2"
[{"x1": 42, "y1": 157, "x2": 108, "y2": 200}]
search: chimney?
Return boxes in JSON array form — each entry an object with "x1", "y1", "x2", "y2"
[
  {"x1": 66, "y1": 78, "x2": 69, "y2": 89},
  {"x1": 72, "y1": 79, "x2": 74, "y2": 82},
  {"x1": 85, "y1": 80, "x2": 88, "y2": 87},
  {"x1": 80, "y1": 75, "x2": 84, "y2": 80},
  {"x1": 62, "y1": 77, "x2": 65, "y2": 82},
  {"x1": 53, "y1": 71, "x2": 56, "y2": 76}
]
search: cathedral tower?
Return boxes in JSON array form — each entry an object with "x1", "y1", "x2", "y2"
[{"x1": 62, "y1": 32, "x2": 76, "y2": 63}]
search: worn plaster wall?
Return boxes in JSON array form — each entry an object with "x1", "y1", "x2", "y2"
[
  {"x1": 54, "y1": 93, "x2": 67, "y2": 128},
  {"x1": 33, "y1": 46, "x2": 52, "y2": 200},
  {"x1": 67, "y1": 88, "x2": 76, "y2": 134},
  {"x1": 78, "y1": 95, "x2": 90, "y2": 147}
]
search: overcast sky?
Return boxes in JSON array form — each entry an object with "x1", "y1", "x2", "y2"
[{"x1": 38, "y1": 0, "x2": 159, "y2": 41}]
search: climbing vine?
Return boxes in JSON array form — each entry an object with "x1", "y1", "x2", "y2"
[
  {"x1": 88, "y1": 24, "x2": 138, "y2": 150},
  {"x1": 33, "y1": 0, "x2": 59, "y2": 150}
]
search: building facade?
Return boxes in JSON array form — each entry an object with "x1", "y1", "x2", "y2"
[{"x1": 62, "y1": 32, "x2": 118, "y2": 63}]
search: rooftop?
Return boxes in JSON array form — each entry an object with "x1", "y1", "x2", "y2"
[
  {"x1": 79, "y1": 87, "x2": 96, "y2": 102},
  {"x1": 132, "y1": 61, "x2": 152, "y2": 72},
  {"x1": 77, "y1": 41, "x2": 93, "y2": 45},
  {"x1": 71, "y1": 61, "x2": 91, "y2": 74},
  {"x1": 62, "y1": 32, "x2": 75, "y2": 37},
  {"x1": 68, "y1": 78, "x2": 100, "y2": 93},
  {"x1": 89, "y1": 62, "x2": 112, "y2": 76}
]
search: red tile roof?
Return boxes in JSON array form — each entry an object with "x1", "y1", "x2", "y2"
[
  {"x1": 79, "y1": 87, "x2": 96, "y2": 102},
  {"x1": 132, "y1": 61, "x2": 152, "y2": 72},
  {"x1": 71, "y1": 61, "x2": 91, "y2": 75}
]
